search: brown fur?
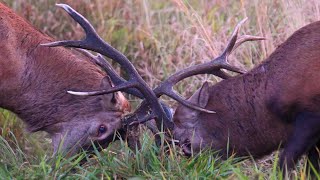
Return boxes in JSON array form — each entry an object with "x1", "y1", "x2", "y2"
[
  {"x1": 0, "y1": 3, "x2": 130, "y2": 154},
  {"x1": 174, "y1": 21, "x2": 320, "y2": 172}
]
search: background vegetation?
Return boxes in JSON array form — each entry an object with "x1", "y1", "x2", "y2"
[{"x1": 1, "y1": 0, "x2": 320, "y2": 179}]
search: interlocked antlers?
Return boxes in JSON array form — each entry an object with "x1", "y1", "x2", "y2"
[
  {"x1": 42, "y1": 4, "x2": 265, "y2": 133},
  {"x1": 42, "y1": 4, "x2": 174, "y2": 131}
]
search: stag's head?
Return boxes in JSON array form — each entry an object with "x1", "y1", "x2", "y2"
[
  {"x1": 31, "y1": 4, "x2": 132, "y2": 155},
  {"x1": 42, "y1": 76, "x2": 130, "y2": 155},
  {"x1": 173, "y1": 82, "x2": 212, "y2": 156}
]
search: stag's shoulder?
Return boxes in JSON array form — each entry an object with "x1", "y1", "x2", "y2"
[
  {"x1": 264, "y1": 21, "x2": 320, "y2": 64},
  {"x1": 286, "y1": 21, "x2": 320, "y2": 44},
  {"x1": 298, "y1": 21, "x2": 320, "y2": 33}
]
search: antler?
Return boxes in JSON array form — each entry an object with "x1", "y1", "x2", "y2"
[
  {"x1": 73, "y1": 18, "x2": 265, "y2": 108},
  {"x1": 41, "y1": 4, "x2": 174, "y2": 131},
  {"x1": 126, "y1": 18, "x2": 265, "y2": 125},
  {"x1": 152, "y1": 18, "x2": 266, "y2": 106},
  {"x1": 77, "y1": 17, "x2": 265, "y2": 126}
]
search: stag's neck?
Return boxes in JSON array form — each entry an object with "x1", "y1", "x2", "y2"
[
  {"x1": 205, "y1": 65, "x2": 291, "y2": 157},
  {"x1": 207, "y1": 66, "x2": 269, "y2": 118},
  {"x1": 0, "y1": 42, "x2": 104, "y2": 131}
]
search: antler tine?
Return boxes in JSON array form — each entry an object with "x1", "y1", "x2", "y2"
[
  {"x1": 41, "y1": 4, "x2": 175, "y2": 131},
  {"x1": 220, "y1": 17, "x2": 248, "y2": 58},
  {"x1": 217, "y1": 18, "x2": 266, "y2": 73},
  {"x1": 41, "y1": 4, "x2": 98, "y2": 48},
  {"x1": 233, "y1": 35, "x2": 266, "y2": 52},
  {"x1": 209, "y1": 18, "x2": 248, "y2": 75},
  {"x1": 218, "y1": 34, "x2": 266, "y2": 74},
  {"x1": 67, "y1": 81, "x2": 138, "y2": 96}
]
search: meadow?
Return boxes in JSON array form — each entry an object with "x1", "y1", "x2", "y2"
[{"x1": 1, "y1": 0, "x2": 320, "y2": 179}]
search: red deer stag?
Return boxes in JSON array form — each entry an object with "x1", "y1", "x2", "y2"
[
  {"x1": 173, "y1": 21, "x2": 320, "y2": 173},
  {"x1": 0, "y1": 3, "x2": 130, "y2": 155}
]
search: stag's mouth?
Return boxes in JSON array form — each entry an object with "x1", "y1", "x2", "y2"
[{"x1": 181, "y1": 139, "x2": 192, "y2": 157}]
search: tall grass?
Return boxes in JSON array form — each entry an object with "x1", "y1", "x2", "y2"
[{"x1": 0, "y1": 0, "x2": 320, "y2": 179}]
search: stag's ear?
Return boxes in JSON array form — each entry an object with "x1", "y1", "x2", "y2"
[
  {"x1": 100, "y1": 76, "x2": 130, "y2": 112},
  {"x1": 197, "y1": 82, "x2": 210, "y2": 108},
  {"x1": 100, "y1": 76, "x2": 118, "y2": 109}
]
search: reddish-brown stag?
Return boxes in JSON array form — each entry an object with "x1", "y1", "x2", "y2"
[{"x1": 0, "y1": 3, "x2": 130, "y2": 155}]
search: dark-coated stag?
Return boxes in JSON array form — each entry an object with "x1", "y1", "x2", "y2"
[
  {"x1": 0, "y1": 3, "x2": 130, "y2": 155},
  {"x1": 173, "y1": 21, "x2": 320, "y2": 173}
]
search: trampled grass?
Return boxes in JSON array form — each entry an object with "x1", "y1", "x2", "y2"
[{"x1": 0, "y1": 0, "x2": 320, "y2": 179}]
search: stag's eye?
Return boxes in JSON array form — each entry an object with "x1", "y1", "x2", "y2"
[{"x1": 97, "y1": 125, "x2": 107, "y2": 136}]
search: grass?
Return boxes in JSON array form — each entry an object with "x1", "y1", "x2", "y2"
[
  {"x1": 0, "y1": 0, "x2": 320, "y2": 179},
  {"x1": 0, "y1": 131, "x2": 284, "y2": 179}
]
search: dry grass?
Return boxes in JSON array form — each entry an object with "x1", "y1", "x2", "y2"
[{"x1": 1, "y1": 0, "x2": 320, "y2": 178}]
